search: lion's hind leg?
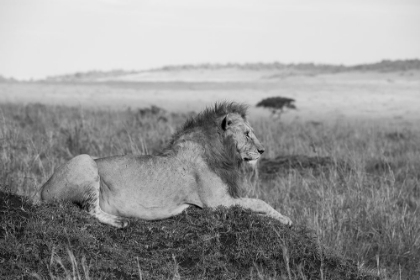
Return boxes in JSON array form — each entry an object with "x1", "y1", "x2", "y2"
[
  {"x1": 41, "y1": 154, "x2": 128, "y2": 228},
  {"x1": 83, "y1": 184, "x2": 129, "y2": 228}
]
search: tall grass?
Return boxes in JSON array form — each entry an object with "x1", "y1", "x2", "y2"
[
  {"x1": 253, "y1": 118, "x2": 420, "y2": 278},
  {"x1": 1, "y1": 102, "x2": 419, "y2": 279}
]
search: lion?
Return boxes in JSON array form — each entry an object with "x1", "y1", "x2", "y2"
[{"x1": 41, "y1": 102, "x2": 292, "y2": 228}]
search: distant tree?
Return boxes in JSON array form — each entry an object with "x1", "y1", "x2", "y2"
[{"x1": 256, "y1": 96, "x2": 296, "y2": 118}]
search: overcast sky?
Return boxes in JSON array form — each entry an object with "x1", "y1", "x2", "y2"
[{"x1": 1, "y1": 0, "x2": 419, "y2": 79}]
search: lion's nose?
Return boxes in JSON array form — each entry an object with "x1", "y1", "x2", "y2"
[{"x1": 258, "y1": 148, "x2": 265, "y2": 154}]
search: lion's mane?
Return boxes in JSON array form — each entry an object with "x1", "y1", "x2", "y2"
[{"x1": 164, "y1": 102, "x2": 249, "y2": 198}]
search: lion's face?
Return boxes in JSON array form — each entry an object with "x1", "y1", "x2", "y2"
[{"x1": 222, "y1": 113, "x2": 265, "y2": 165}]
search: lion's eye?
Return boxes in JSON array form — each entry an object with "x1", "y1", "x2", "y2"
[{"x1": 245, "y1": 131, "x2": 250, "y2": 138}]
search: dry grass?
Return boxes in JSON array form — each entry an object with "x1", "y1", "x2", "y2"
[{"x1": 1, "y1": 102, "x2": 419, "y2": 279}]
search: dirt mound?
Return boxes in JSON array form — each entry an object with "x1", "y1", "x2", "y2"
[
  {"x1": 0, "y1": 192, "x2": 376, "y2": 279},
  {"x1": 0, "y1": 192, "x2": 33, "y2": 239},
  {"x1": 258, "y1": 155, "x2": 351, "y2": 178}
]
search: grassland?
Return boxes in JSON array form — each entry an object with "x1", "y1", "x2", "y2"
[
  {"x1": 1, "y1": 59, "x2": 420, "y2": 279},
  {"x1": 1, "y1": 99, "x2": 419, "y2": 279}
]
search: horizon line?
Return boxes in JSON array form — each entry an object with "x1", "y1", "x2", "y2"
[{"x1": 2, "y1": 58, "x2": 420, "y2": 81}]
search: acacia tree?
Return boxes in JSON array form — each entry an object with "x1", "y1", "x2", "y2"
[{"x1": 256, "y1": 96, "x2": 296, "y2": 118}]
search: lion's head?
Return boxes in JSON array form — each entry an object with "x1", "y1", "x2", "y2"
[
  {"x1": 168, "y1": 102, "x2": 264, "y2": 198},
  {"x1": 221, "y1": 113, "x2": 264, "y2": 166}
]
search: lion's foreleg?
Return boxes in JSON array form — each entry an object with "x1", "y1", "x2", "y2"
[{"x1": 229, "y1": 198, "x2": 292, "y2": 226}]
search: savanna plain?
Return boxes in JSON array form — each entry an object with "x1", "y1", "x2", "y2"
[{"x1": 1, "y1": 63, "x2": 420, "y2": 279}]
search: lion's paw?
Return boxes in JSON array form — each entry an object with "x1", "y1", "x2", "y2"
[
  {"x1": 279, "y1": 216, "x2": 293, "y2": 227},
  {"x1": 115, "y1": 218, "x2": 129, "y2": 228}
]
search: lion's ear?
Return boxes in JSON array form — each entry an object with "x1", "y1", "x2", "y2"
[{"x1": 221, "y1": 114, "x2": 233, "y2": 130}]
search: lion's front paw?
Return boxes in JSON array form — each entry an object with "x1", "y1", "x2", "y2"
[{"x1": 279, "y1": 215, "x2": 292, "y2": 227}]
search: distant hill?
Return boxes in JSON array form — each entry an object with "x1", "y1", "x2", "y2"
[
  {"x1": 348, "y1": 59, "x2": 420, "y2": 72},
  {"x1": 44, "y1": 69, "x2": 138, "y2": 82},
  {"x1": 41, "y1": 59, "x2": 420, "y2": 82},
  {"x1": 0, "y1": 75, "x2": 16, "y2": 83},
  {"x1": 152, "y1": 59, "x2": 420, "y2": 72}
]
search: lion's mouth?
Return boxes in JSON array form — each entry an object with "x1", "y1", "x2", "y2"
[{"x1": 244, "y1": 157, "x2": 259, "y2": 165}]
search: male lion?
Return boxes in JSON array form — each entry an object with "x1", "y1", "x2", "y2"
[{"x1": 41, "y1": 102, "x2": 292, "y2": 228}]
